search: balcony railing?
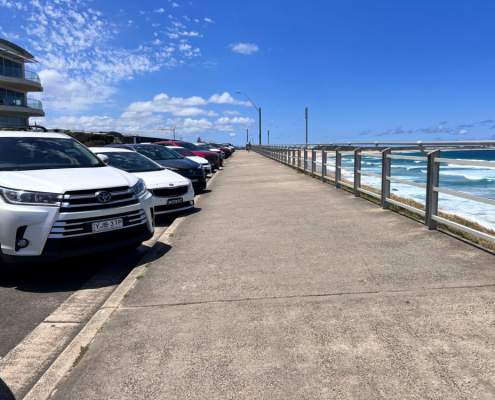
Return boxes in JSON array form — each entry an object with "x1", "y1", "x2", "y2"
[
  {"x1": 0, "y1": 96, "x2": 43, "y2": 110},
  {"x1": 0, "y1": 66, "x2": 41, "y2": 83},
  {"x1": 26, "y1": 97, "x2": 43, "y2": 110},
  {"x1": 24, "y1": 68, "x2": 41, "y2": 83}
]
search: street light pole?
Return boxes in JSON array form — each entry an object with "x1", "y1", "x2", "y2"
[
  {"x1": 267, "y1": 129, "x2": 270, "y2": 144},
  {"x1": 305, "y1": 107, "x2": 308, "y2": 147},
  {"x1": 236, "y1": 91, "x2": 262, "y2": 145},
  {"x1": 246, "y1": 128, "x2": 249, "y2": 144}
]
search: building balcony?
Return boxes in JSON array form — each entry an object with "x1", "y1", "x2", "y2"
[
  {"x1": 0, "y1": 67, "x2": 43, "y2": 92},
  {"x1": 0, "y1": 97, "x2": 44, "y2": 117}
]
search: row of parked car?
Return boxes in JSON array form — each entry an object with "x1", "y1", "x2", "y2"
[{"x1": 0, "y1": 131, "x2": 235, "y2": 263}]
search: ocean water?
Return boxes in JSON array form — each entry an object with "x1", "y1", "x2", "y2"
[{"x1": 314, "y1": 149, "x2": 495, "y2": 230}]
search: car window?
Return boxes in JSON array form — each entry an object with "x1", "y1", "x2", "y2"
[
  {"x1": 0, "y1": 137, "x2": 103, "y2": 171},
  {"x1": 97, "y1": 151, "x2": 163, "y2": 173},
  {"x1": 134, "y1": 145, "x2": 183, "y2": 160}
]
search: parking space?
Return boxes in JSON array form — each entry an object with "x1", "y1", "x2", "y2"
[{"x1": 0, "y1": 204, "x2": 199, "y2": 360}]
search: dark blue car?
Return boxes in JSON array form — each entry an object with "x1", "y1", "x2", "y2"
[{"x1": 107, "y1": 144, "x2": 207, "y2": 192}]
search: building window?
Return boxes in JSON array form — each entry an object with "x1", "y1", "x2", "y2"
[
  {"x1": 0, "y1": 57, "x2": 22, "y2": 78},
  {"x1": 0, "y1": 115, "x2": 28, "y2": 128},
  {"x1": 0, "y1": 88, "x2": 25, "y2": 106}
]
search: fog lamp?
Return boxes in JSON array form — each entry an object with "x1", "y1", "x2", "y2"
[{"x1": 16, "y1": 238, "x2": 29, "y2": 249}]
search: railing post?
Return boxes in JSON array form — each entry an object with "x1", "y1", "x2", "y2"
[
  {"x1": 303, "y1": 148, "x2": 308, "y2": 171},
  {"x1": 335, "y1": 150, "x2": 342, "y2": 188},
  {"x1": 311, "y1": 149, "x2": 316, "y2": 176},
  {"x1": 321, "y1": 150, "x2": 327, "y2": 181},
  {"x1": 297, "y1": 149, "x2": 301, "y2": 169},
  {"x1": 354, "y1": 148, "x2": 361, "y2": 197},
  {"x1": 381, "y1": 148, "x2": 392, "y2": 208},
  {"x1": 425, "y1": 150, "x2": 440, "y2": 230}
]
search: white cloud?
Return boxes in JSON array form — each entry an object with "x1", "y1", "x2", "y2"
[
  {"x1": 217, "y1": 116, "x2": 254, "y2": 125},
  {"x1": 208, "y1": 92, "x2": 250, "y2": 106},
  {"x1": 224, "y1": 110, "x2": 240, "y2": 116},
  {"x1": 0, "y1": 0, "x2": 25, "y2": 10},
  {"x1": 38, "y1": 69, "x2": 115, "y2": 110},
  {"x1": 0, "y1": 0, "x2": 206, "y2": 111},
  {"x1": 204, "y1": 17, "x2": 214, "y2": 23},
  {"x1": 36, "y1": 90, "x2": 255, "y2": 137},
  {"x1": 230, "y1": 42, "x2": 259, "y2": 55}
]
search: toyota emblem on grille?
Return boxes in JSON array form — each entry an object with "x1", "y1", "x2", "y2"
[{"x1": 95, "y1": 191, "x2": 112, "y2": 203}]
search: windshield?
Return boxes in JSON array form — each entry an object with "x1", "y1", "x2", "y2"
[
  {"x1": 97, "y1": 151, "x2": 163, "y2": 173},
  {"x1": 134, "y1": 145, "x2": 183, "y2": 161},
  {"x1": 0, "y1": 137, "x2": 103, "y2": 171},
  {"x1": 170, "y1": 147, "x2": 194, "y2": 156}
]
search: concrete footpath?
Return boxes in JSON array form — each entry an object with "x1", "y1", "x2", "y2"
[{"x1": 50, "y1": 151, "x2": 495, "y2": 399}]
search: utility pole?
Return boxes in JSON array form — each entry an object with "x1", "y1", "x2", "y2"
[
  {"x1": 258, "y1": 107, "x2": 262, "y2": 145},
  {"x1": 158, "y1": 127, "x2": 176, "y2": 140},
  {"x1": 305, "y1": 107, "x2": 308, "y2": 147},
  {"x1": 267, "y1": 129, "x2": 270, "y2": 144}
]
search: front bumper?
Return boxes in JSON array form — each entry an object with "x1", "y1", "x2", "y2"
[
  {"x1": 152, "y1": 186, "x2": 195, "y2": 215},
  {"x1": 0, "y1": 192, "x2": 154, "y2": 259}
]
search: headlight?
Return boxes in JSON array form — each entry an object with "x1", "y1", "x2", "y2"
[
  {"x1": 131, "y1": 179, "x2": 147, "y2": 198},
  {"x1": 0, "y1": 186, "x2": 62, "y2": 206}
]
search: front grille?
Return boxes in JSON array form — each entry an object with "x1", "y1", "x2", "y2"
[
  {"x1": 152, "y1": 185, "x2": 188, "y2": 197},
  {"x1": 43, "y1": 224, "x2": 151, "y2": 255},
  {"x1": 49, "y1": 209, "x2": 147, "y2": 238},
  {"x1": 60, "y1": 186, "x2": 138, "y2": 212}
]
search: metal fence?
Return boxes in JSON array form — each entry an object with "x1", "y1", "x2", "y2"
[{"x1": 254, "y1": 141, "x2": 495, "y2": 245}]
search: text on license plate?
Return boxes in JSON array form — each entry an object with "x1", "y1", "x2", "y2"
[
  {"x1": 167, "y1": 197, "x2": 183, "y2": 205},
  {"x1": 92, "y1": 218, "x2": 124, "y2": 233}
]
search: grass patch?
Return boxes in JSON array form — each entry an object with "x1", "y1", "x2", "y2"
[{"x1": 73, "y1": 344, "x2": 89, "y2": 368}]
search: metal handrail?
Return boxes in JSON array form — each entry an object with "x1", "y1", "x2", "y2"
[
  {"x1": 0, "y1": 66, "x2": 41, "y2": 83},
  {"x1": 254, "y1": 144, "x2": 495, "y2": 245}
]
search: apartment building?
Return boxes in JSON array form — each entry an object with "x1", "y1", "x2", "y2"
[{"x1": 0, "y1": 38, "x2": 44, "y2": 129}]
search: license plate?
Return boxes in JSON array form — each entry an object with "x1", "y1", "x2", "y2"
[
  {"x1": 92, "y1": 218, "x2": 124, "y2": 233},
  {"x1": 167, "y1": 197, "x2": 183, "y2": 205}
]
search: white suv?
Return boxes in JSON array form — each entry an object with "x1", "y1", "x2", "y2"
[{"x1": 0, "y1": 132, "x2": 154, "y2": 263}]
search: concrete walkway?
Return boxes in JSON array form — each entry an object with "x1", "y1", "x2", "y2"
[{"x1": 52, "y1": 151, "x2": 495, "y2": 400}]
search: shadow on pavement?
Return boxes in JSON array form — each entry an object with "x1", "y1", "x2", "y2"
[
  {"x1": 0, "y1": 240, "x2": 168, "y2": 294},
  {"x1": 0, "y1": 378, "x2": 15, "y2": 400}
]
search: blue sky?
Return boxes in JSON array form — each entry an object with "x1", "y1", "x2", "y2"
[{"x1": 2, "y1": 0, "x2": 495, "y2": 144}]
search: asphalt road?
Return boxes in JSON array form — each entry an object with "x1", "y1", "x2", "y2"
[{"x1": 0, "y1": 214, "x2": 176, "y2": 359}]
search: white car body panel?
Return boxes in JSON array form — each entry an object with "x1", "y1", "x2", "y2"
[{"x1": 0, "y1": 166, "x2": 136, "y2": 193}]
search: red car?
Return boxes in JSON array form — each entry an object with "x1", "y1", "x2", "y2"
[{"x1": 155, "y1": 140, "x2": 221, "y2": 170}]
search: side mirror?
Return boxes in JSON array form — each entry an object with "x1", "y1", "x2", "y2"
[{"x1": 97, "y1": 154, "x2": 109, "y2": 165}]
